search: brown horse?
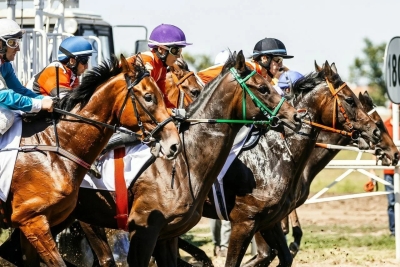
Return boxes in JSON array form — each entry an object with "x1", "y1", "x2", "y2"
[
  {"x1": 165, "y1": 57, "x2": 203, "y2": 108},
  {"x1": 244, "y1": 90, "x2": 399, "y2": 267},
  {"x1": 68, "y1": 50, "x2": 301, "y2": 267},
  {"x1": 3, "y1": 55, "x2": 181, "y2": 266},
  {"x1": 195, "y1": 61, "x2": 382, "y2": 267}
]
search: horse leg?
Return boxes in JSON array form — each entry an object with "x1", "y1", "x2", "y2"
[
  {"x1": 19, "y1": 229, "x2": 40, "y2": 266},
  {"x1": 281, "y1": 216, "x2": 289, "y2": 236},
  {"x1": 152, "y1": 237, "x2": 178, "y2": 267},
  {"x1": 224, "y1": 220, "x2": 256, "y2": 267},
  {"x1": 288, "y1": 210, "x2": 302, "y2": 258},
  {"x1": 19, "y1": 215, "x2": 66, "y2": 267},
  {"x1": 79, "y1": 221, "x2": 117, "y2": 267},
  {"x1": 242, "y1": 231, "x2": 276, "y2": 267},
  {"x1": 260, "y1": 224, "x2": 292, "y2": 267},
  {"x1": 127, "y1": 226, "x2": 159, "y2": 267},
  {"x1": 178, "y1": 236, "x2": 214, "y2": 267}
]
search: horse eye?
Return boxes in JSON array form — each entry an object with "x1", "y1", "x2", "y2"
[
  {"x1": 259, "y1": 86, "x2": 270, "y2": 94},
  {"x1": 144, "y1": 93, "x2": 153, "y2": 103},
  {"x1": 345, "y1": 97, "x2": 356, "y2": 107}
]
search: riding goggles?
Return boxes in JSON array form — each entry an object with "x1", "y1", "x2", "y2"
[
  {"x1": 272, "y1": 56, "x2": 283, "y2": 64},
  {"x1": 166, "y1": 46, "x2": 182, "y2": 56},
  {"x1": 77, "y1": 56, "x2": 89, "y2": 65},
  {"x1": 0, "y1": 37, "x2": 21, "y2": 49}
]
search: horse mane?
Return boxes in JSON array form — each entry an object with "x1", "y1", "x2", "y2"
[
  {"x1": 59, "y1": 56, "x2": 123, "y2": 111},
  {"x1": 291, "y1": 68, "x2": 342, "y2": 97},
  {"x1": 186, "y1": 51, "x2": 238, "y2": 117}
]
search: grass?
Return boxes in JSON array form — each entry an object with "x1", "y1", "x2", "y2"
[{"x1": 310, "y1": 150, "x2": 385, "y2": 194}]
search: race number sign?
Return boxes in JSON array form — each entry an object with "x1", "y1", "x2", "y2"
[{"x1": 384, "y1": 37, "x2": 400, "y2": 104}]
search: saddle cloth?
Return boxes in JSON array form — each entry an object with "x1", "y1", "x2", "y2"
[
  {"x1": 0, "y1": 113, "x2": 22, "y2": 202},
  {"x1": 81, "y1": 143, "x2": 153, "y2": 191}
]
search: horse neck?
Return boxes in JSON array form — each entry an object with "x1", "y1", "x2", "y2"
[
  {"x1": 55, "y1": 79, "x2": 122, "y2": 165},
  {"x1": 151, "y1": 73, "x2": 243, "y2": 206}
]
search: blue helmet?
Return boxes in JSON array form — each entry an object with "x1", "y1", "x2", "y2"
[
  {"x1": 278, "y1": 70, "x2": 304, "y2": 90},
  {"x1": 58, "y1": 36, "x2": 93, "y2": 61}
]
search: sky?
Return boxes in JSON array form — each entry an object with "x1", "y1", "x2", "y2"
[{"x1": 78, "y1": 0, "x2": 400, "y2": 82}]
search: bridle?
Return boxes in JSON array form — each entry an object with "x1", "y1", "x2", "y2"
[
  {"x1": 10, "y1": 69, "x2": 174, "y2": 169},
  {"x1": 301, "y1": 78, "x2": 360, "y2": 140},
  {"x1": 169, "y1": 70, "x2": 198, "y2": 106}
]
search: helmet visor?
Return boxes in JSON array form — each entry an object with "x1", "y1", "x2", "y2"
[{"x1": 0, "y1": 37, "x2": 21, "y2": 49}]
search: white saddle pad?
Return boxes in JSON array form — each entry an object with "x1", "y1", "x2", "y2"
[
  {"x1": 81, "y1": 143, "x2": 153, "y2": 191},
  {"x1": 0, "y1": 113, "x2": 22, "y2": 202}
]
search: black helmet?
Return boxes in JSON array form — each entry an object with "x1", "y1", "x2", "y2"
[{"x1": 252, "y1": 38, "x2": 293, "y2": 60}]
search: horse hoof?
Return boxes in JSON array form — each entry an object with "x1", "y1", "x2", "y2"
[{"x1": 289, "y1": 242, "x2": 299, "y2": 258}]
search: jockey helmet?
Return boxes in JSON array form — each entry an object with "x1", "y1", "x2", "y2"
[
  {"x1": 148, "y1": 24, "x2": 192, "y2": 48},
  {"x1": 58, "y1": 36, "x2": 93, "y2": 62},
  {"x1": 251, "y1": 38, "x2": 293, "y2": 60},
  {"x1": 278, "y1": 70, "x2": 304, "y2": 90},
  {"x1": 214, "y1": 50, "x2": 231, "y2": 65},
  {"x1": 0, "y1": 19, "x2": 25, "y2": 54}
]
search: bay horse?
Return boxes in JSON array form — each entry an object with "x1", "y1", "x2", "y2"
[
  {"x1": 194, "y1": 61, "x2": 382, "y2": 267},
  {"x1": 3, "y1": 55, "x2": 181, "y2": 266},
  {"x1": 69, "y1": 50, "x2": 301, "y2": 267},
  {"x1": 243, "y1": 89, "x2": 399, "y2": 267}
]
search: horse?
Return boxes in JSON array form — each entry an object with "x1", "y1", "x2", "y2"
[
  {"x1": 191, "y1": 61, "x2": 382, "y2": 267},
  {"x1": 165, "y1": 57, "x2": 204, "y2": 108},
  {"x1": 56, "y1": 56, "x2": 205, "y2": 267},
  {"x1": 1, "y1": 54, "x2": 181, "y2": 266},
  {"x1": 65, "y1": 50, "x2": 302, "y2": 267},
  {"x1": 243, "y1": 89, "x2": 399, "y2": 267}
]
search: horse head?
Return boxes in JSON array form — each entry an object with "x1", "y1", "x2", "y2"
[
  {"x1": 314, "y1": 60, "x2": 381, "y2": 146},
  {"x1": 117, "y1": 54, "x2": 181, "y2": 160},
  {"x1": 166, "y1": 57, "x2": 203, "y2": 108},
  {"x1": 216, "y1": 50, "x2": 301, "y2": 131},
  {"x1": 358, "y1": 91, "x2": 399, "y2": 165}
]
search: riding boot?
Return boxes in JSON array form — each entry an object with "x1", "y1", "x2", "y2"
[{"x1": 103, "y1": 133, "x2": 138, "y2": 154}]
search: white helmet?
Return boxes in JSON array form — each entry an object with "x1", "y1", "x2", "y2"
[
  {"x1": 214, "y1": 50, "x2": 230, "y2": 65},
  {"x1": 0, "y1": 19, "x2": 25, "y2": 39}
]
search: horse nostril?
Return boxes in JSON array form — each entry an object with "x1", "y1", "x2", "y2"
[
  {"x1": 294, "y1": 114, "x2": 301, "y2": 123},
  {"x1": 170, "y1": 143, "x2": 180, "y2": 155}
]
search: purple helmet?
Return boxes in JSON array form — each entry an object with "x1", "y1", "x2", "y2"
[{"x1": 148, "y1": 24, "x2": 192, "y2": 48}]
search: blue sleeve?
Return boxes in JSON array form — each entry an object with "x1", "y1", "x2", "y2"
[
  {"x1": 0, "y1": 89, "x2": 34, "y2": 112},
  {"x1": 1, "y1": 63, "x2": 43, "y2": 99}
]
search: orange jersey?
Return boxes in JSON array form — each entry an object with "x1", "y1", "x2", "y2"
[
  {"x1": 126, "y1": 51, "x2": 175, "y2": 108},
  {"x1": 31, "y1": 62, "x2": 79, "y2": 96}
]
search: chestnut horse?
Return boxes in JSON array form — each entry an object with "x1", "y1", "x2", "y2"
[
  {"x1": 2, "y1": 55, "x2": 181, "y2": 266},
  {"x1": 194, "y1": 61, "x2": 382, "y2": 267},
  {"x1": 244, "y1": 89, "x2": 399, "y2": 267},
  {"x1": 68, "y1": 50, "x2": 301, "y2": 267}
]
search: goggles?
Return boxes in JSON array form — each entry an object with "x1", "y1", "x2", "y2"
[
  {"x1": 163, "y1": 46, "x2": 182, "y2": 56},
  {"x1": 272, "y1": 56, "x2": 283, "y2": 64},
  {"x1": 0, "y1": 37, "x2": 21, "y2": 49},
  {"x1": 77, "y1": 56, "x2": 89, "y2": 65}
]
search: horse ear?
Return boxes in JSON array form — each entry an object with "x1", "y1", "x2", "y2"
[
  {"x1": 120, "y1": 54, "x2": 130, "y2": 73},
  {"x1": 358, "y1": 91, "x2": 365, "y2": 104},
  {"x1": 330, "y1": 62, "x2": 338, "y2": 74},
  {"x1": 234, "y1": 50, "x2": 246, "y2": 72},
  {"x1": 323, "y1": 60, "x2": 333, "y2": 78},
  {"x1": 314, "y1": 60, "x2": 322, "y2": 72}
]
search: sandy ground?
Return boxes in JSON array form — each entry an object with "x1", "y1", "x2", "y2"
[
  {"x1": 185, "y1": 194, "x2": 400, "y2": 267},
  {"x1": 0, "y1": 195, "x2": 398, "y2": 266}
]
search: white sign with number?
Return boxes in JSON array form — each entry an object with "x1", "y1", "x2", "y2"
[{"x1": 384, "y1": 36, "x2": 400, "y2": 104}]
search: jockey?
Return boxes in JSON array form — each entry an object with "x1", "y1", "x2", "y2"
[
  {"x1": 0, "y1": 19, "x2": 53, "y2": 134},
  {"x1": 197, "y1": 37, "x2": 293, "y2": 96},
  {"x1": 30, "y1": 36, "x2": 93, "y2": 97},
  {"x1": 127, "y1": 23, "x2": 192, "y2": 109},
  {"x1": 278, "y1": 70, "x2": 304, "y2": 94}
]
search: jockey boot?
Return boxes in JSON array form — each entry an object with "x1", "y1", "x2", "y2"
[{"x1": 103, "y1": 132, "x2": 139, "y2": 154}]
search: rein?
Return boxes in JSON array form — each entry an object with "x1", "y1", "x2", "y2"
[
  {"x1": 301, "y1": 78, "x2": 360, "y2": 140},
  {"x1": 185, "y1": 67, "x2": 285, "y2": 127},
  {"x1": 170, "y1": 71, "x2": 197, "y2": 105}
]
